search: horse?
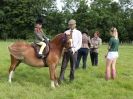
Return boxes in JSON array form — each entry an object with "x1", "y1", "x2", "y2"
[{"x1": 8, "y1": 33, "x2": 72, "y2": 88}]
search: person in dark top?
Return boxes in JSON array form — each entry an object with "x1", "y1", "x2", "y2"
[{"x1": 105, "y1": 27, "x2": 119, "y2": 80}]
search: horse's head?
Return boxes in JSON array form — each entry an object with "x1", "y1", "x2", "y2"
[
  {"x1": 50, "y1": 33, "x2": 72, "y2": 49},
  {"x1": 62, "y1": 33, "x2": 72, "y2": 49}
]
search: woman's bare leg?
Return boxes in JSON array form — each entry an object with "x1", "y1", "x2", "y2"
[
  {"x1": 105, "y1": 59, "x2": 112, "y2": 80},
  {"x1": 111, "y1": 58, "x2": 117, "y2": 79}
]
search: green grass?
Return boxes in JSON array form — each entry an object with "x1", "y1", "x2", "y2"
[{"x1": 0, "y1": 41, "x2": 133, "y2": 99}]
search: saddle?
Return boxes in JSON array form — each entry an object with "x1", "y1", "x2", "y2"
[{"x1": 32, "y1": 43, "x2": 50, "y2": 59}]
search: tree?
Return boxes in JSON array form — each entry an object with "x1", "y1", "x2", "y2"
[
  {"x1": 0, "y1": 0, "x2": 133, "y2": 42},
  {"x1": 0, "y1": 0, "x2": 54, "y2": 39}
]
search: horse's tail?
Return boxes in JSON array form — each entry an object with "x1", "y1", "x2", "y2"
[{"x1": 8, "y1": 41, "x2": 28, "y2": 60}]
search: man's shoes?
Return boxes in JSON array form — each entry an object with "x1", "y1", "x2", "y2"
[
  {"x1": 69, "y1": 78, "x2": 74, "y2": 83},
  {"x1": 69, "y1": 76, "x2": 74, "y2": 82}
]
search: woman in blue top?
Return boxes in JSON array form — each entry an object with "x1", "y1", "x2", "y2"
[{"x1": 105, "y1": 27, "x2": 119, "y2": 80}]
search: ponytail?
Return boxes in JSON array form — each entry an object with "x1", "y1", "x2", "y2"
[
  {"x1": 113, "y1": 28, "x2": 118, "y2": 39},
  {"x1": 110, "y1": 27, "x2": 118, "y2": 39}
]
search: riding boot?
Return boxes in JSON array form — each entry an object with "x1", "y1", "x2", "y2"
[{"x1": 38, "y1": 49, "x2": 45, "y2": 58}]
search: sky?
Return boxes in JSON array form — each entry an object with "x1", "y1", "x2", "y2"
[{"x1": 56, "y1": 0, "x2": 119, "y2": 11}]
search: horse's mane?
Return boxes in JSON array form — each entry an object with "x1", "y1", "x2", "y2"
[{"x1": 51, "y1": 33, "x2": 64, "y2": 43}]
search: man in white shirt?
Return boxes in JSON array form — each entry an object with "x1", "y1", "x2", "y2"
[{"x1": 59, "y1": 19, "x2": 82, "y2": 83}]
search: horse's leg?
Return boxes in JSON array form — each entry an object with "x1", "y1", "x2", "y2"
[
  {"x1": 8, "y1": 55, "x2": 21, "y2": 83},
  {"x1": 49, "y1": 65, "x2": 56, "y2": 88},
  {"x1": 54, "y1": 67, "x2": 59, "y2": 87}
]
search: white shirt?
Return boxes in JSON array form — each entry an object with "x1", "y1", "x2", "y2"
[{"x1": 64, "y1": 29, "x2": 82, "y2": 52}]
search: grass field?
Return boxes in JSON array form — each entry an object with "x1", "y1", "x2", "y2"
[{"x1": 0, "y1": 41, "x2": 133, "y2": 99}]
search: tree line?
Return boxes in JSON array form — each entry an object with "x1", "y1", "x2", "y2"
[{"x1": 0, "y1": 0, "x2": 133, "y2": 42}]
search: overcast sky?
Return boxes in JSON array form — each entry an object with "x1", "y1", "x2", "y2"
[{"x1": 56, "y1": 0, "x2": 119, "y2": 11}]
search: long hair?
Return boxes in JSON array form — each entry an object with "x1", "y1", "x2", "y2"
[{"x1": 110, "y1": 27, "x2": 118, "y2": 39}]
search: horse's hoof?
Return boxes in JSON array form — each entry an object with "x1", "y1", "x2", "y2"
[
  {"x1": 58, "y1": 80, "x2": 62, "y2": 85},
  {"x1": 55, "y1": 83, "x2": 60, "y2": 87},
  {"x1": 51, "y1": 80, "x2": 56, "y2": 88},
  {"x1": 51, "y1": 85, "x2": 56, "y2": 89},
  {"x1": 56, "y1": 84, "x2": 60, "y2": 87},
  {"x1": 8, "y1": 80, "x2": 12, "y2": 83}
]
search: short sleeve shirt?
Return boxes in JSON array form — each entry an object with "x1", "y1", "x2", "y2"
[{"x1": 109, "y1": 37, "x2": 119, "y2": 52}]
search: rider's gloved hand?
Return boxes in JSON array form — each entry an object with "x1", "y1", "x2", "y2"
[
  {"x1": 42, "y1": 38, "x2": 45, "y2": 42},
  {"x1": 47, "y1": 38, "x2": 50, "y2": 42}
]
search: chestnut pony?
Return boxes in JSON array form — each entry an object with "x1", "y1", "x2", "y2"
[{"x1": 8, "y1": 33, "x2": 71, "y2": 88}]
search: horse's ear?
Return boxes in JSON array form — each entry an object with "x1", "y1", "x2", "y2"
[
  {"x1": 64, "y1": 33, "x2": 66, "y2": 37},
  {"x1": 62, "y1": 33, "x2": 67, "y2": 43}
]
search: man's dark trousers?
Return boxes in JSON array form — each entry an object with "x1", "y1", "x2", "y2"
[{"x1": 59, "y1": 50, "x2": 77, "y2": 81}]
